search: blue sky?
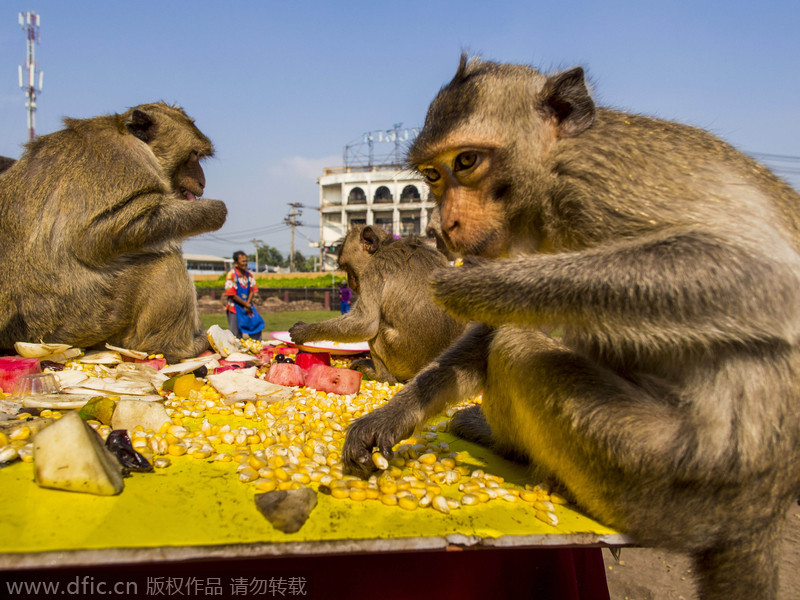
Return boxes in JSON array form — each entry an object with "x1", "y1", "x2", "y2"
[{"x1": 1, "y1": 1, "x2": 798, "y2": 258}]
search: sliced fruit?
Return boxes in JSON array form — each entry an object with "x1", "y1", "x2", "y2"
[
  {"x1": 33, "y1": 411, "x2": 124, "y2": 496},
  {"x1": 78, "y1": 396, "x2": 116, "y2": 426},
  {"x1": 266, "y1": 363, "x2": 306, "y2": 387},
  {"x1": 304, "y1": 364, "x2": 362, "y2": 395},
  {"x1": 294, "y1": 352, "x2": 331, "y2": 370},
  {"x1": 111, "y1": 399, "x2": 171, "y2": 433}
]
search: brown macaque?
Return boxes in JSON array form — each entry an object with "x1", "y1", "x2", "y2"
[
  {"x1": 342, "y1": 55, "x2": 800, "y2": 600},
  {"x1": 289, "y1": 225, "x2": 465, "y2": 382},
  {"x1": 0, "y1": 102, "x2": 227, "y2": 362},
  {"x1": 0, "y1": 156, "x2": 15, "y2": 175}
]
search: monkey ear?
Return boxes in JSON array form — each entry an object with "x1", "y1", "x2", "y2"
[
  {"x1": 360, "y1": 226, "x2": 382, "y2": 255},
  {"x1": 540, "y1": 67, "x2": 595, "y2": 137},
  {"x1": 125, "y1": 109, "x2": 155, "y2": 143}
]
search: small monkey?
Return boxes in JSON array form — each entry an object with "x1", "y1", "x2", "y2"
[
  {"x1": 289, "y1": 225, "x2": 465, "y2": 382},
  {"x1": 343, "y1": 55, "x2": 800, "y2": 600},
  {"x1": 0, "y1": 102, "x2": 227, "y2": 361},
  {"x1": 0, "y1": 157, "x2": 15, "y2": 175}
]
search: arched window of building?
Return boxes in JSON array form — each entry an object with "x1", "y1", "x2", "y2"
[
  {"x1": 400, "y1": 185, "x2": 421, "y2": 203},
  {"x1": 348, "y1": 187, "x2": 367, "y2": 205},
  {"x1": 374, "y1": 186, "x2": 393, "y2": 204}
]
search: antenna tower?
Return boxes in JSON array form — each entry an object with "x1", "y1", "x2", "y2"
[{"x1": 18, "y1": 11, "x2": 43, "y2": 143}]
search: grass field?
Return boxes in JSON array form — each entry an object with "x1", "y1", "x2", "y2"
[{"x1": 201, "y1": 310, "x2": 339, "y2": 334}]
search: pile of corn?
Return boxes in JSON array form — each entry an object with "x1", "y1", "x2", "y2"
[{"x1": 1, "y1": 353, "x2": 565, "y2": 527}]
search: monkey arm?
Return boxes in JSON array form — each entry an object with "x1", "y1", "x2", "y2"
[
  {"x1": 431, "y1": 230, "x2": 800, "y2": 350},
  {"x1": 74, "y1": 193, "x2": 227, "y2": 263},
  {"x1": 289, "y1": 287, "x2": 382, "y2": 345},
  {"x1": 342, "y1": 323, "x2": 492, "y2": 477}
]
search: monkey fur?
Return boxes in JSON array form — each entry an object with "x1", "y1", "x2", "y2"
[
  {"x1": 0, "y1": 102, "x2": 227, "y2": 362},
  {"x1": 289, "y1": 225, "x2": 465, "y2": 383},
  {"x1": 342, "y1": 55, "x2": 800, "y2": 600}
]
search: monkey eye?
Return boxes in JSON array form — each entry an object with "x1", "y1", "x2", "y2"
[
  {"x1": 454, "y1": 151, "x2": 479, "y2": 172},
  {"x1": 420, "y1": 167, "x2": 441, "y2": 183}
]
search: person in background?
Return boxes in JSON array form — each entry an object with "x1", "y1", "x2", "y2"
[
  {"x1": 224, "y1": 251, "x2": 263, "y2": 340},
  {"x1": 338, "y1": 280, "x2": 352, "y2": 314}
]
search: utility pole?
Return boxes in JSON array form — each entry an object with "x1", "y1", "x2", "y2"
[
  {"x1": 251, "y1": 238, "x2": 263, "y2": 273},
  {"x1": 285, "y1": 203, "x2": 304, "y2": 272},
  {"x1": 18, "y1": 11, "x2": 42, "y2": 143}
]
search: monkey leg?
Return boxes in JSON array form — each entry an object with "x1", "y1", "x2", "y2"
[
  {"x1": 480, "y1": 326, "x2": 702, "y2": 538},
  {"x1": 693, "y1": 521, "x2": 783, "y2": 600},
  {"x1": 448, "y1": 405, "x2": 528, "y2": 463}
]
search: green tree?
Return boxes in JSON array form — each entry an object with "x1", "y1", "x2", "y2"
[{"x1": 249, "y1": 245, "x2": 286, "y2": 270}]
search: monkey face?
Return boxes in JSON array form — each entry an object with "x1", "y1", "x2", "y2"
[
  {"x1": 172, "y1": 151, "x2": 206, "y2": 200},
  {"x1": 415, "y1": 146, "x2": 510, "y2": 258}
]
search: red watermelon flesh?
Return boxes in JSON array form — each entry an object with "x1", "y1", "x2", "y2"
[
  {"x1": 294, "y1": 352, "x2": 331, "y2": 370},
  {"x1": 304, "y1": 364, "x2": 362, "y2": 395},
  {"x1": 266, "y1": 363, "x2": 306, "y2": 387},
  {"x1": 274, "y1": 347, "x2": 298, "y2": 357},
  {"x1": 135, "y1": 357, "x2": 167, "y2": 370},
  {"x1": 0, "y1": 357, "x2": 41, "y2": 393}
]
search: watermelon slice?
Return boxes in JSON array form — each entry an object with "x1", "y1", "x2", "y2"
[
  {"x1": 0, "y1": 357, "x2": 41, "y2": 393},
  {"x1": 274, "y1": 346, "x2": 299, "y2": 357},
  {"x1": 304, "y1": 364, "x2": 362, "y2": 395},
  {"x1": 266, "y1": 363, "x2": 306, "y2": 387},
  {"x1": 294, "y1": 352, "x2": 331, "y2": 370},
  {"x1": 135, "y1": 357, "x2": 167, "y2": 370}
]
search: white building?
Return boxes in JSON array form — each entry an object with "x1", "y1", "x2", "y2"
[
  {"x1": 183, "y1": 253, "x2": 232, "y2": 276},
  {"x1": 316, "y1": 164, "x2": 435, "y2": 270}
]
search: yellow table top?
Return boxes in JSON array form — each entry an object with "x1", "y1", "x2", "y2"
[{"x1": 0, "y1": 427, "x2": 625, "y2": 570}]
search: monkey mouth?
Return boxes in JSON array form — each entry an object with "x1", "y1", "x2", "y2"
[{"x1": 180, "y1": 188, "x2": 199, "y2": 201}]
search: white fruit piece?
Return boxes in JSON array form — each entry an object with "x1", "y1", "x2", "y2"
[
  {"x1": 111, "y1": 399, "x2": 171, "y2": 433},
  {"x1": 33, "y1": 411, "x2": 124, "y2": 496}
]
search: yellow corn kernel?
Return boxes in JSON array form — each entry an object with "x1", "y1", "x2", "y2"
[
  {"x1": 0, "y1": 446, "x2": 18, "y2": 462},
  {"x1": 371, "y1": 451, "x2": 389, "y2": 470},
  {"x1": 153, "y1": 457, "x2": 171, "y2": 469},
  {"x1": 330, "y1": 486, "x2": 350, "y2": 499},
  {"x1": 550, "y1": 493, "x2": 568, "y2": 505},
  {"x1": 365, "y1": 487, "x2": 380, "y2": 500},
  {"x1": 535, "y1": 510, "x2": 559, "y2": 526},
  {"x1": 461, "y1": 493, "x2": 479, "y2": 506},
  {"x1": 17, "y1": 444, "x2": 33, "y2": 462},
  {"x1": 238, "y1": 467, "x2": 259, "y2": 482},
  {"x1": 9, "y1": 426, "x2": 30, "y2": 441},
  {"x1": 273, "y1": 467, "x2": 290, "y2": 482},
  {"x1": 248, "y1": 455, "x2": 267, "y2": 470},
  {"x1": 418, "y1": 453, "x2": 437, "y2": 465},
  {"x1": 253, "y1": 478, "x2": 277, "y2": 492},
  {"x1": 398, "y1": 496, "x2": 418, "y2": 511},
  {"x1": 0, "y1": 432, "x2": 9, "y2": 447},
  {"x1": 291, "y1": 472, "x2": 311, "y2": 484},
  {"x1": 167, "y1": 444, "x2": 187, "y2": 456},
  {"x1": 380, "y1": 493, "x2": 398, "y2": 506},
  {"x1": 431, "y1": 495, "x2": 450, "y2": 514},
  {"x1": 349, "y1": 488, "x2": 367, "y2": 502}
]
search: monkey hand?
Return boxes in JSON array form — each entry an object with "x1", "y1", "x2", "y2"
[
  {"x1": 288, "y1": 321, "x2": 311, "y2": 344},
  {"x1": 342, "y1": 399, "x2": 419, "y2": 478},
  {"x1": 431, "y1": 257, "x2": 498, "y2": 323}
]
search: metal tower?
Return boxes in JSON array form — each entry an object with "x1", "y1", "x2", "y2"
[{"x1": 18, "y1": 11, "x2": 43, "y2": 143}]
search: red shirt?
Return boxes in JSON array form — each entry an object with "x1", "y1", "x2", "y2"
[{"x1": 224, "y1": 268, "x2": 258, "y2": 313}]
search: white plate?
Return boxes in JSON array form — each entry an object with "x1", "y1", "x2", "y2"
[{"x1": 269, "y1": 331, "x2": 369, "y2": 355}]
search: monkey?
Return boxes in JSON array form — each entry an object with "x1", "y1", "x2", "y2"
[
  {"x1": 342, "y1": 55, "x2": 800, "y2": 600},
  {"x1": 289, "y1": 225, "x2": 466, "y2": 383},
  {"x1": 0, "y1": 102, "x2": 227, "y2": 362},
  {"x1": 0, "y1": 157, "x2": 15, "y2": 175}
]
